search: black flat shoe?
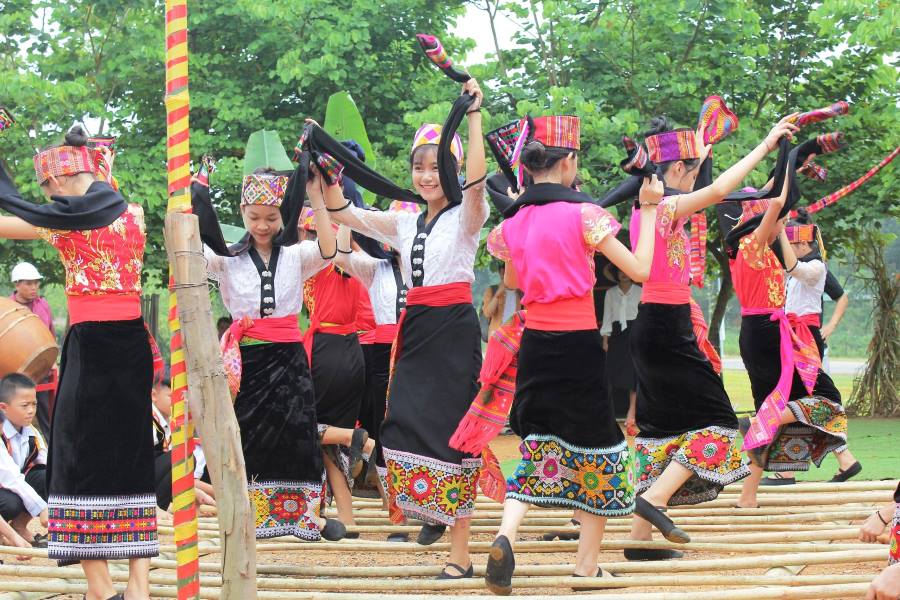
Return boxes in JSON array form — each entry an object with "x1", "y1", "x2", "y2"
[
  {"x1": 320, "y1": 518, "x2": 347, "y2": 541},
  {"x1": 485, "y1": 535, "x2": 515, "y2": 596},
  {"x1": 634, "y1": 496, "x2": 690, "y2": 543},
  {"x1": 416, "y1": 523, "x2": 446, "y2": 546},
  {"x1": 572, "y1": 567, "x2": 616, "y2": 591},
  {"x1": 738, "y1": 417, "x2": 767, "y2": 467},
  {"x1": 624, "y1": 548, "x2": 684, "y2": 561},
  {"x1": 349, "y1": 429, "x2": 369, "y2": 478},
  {"x1": 387, "y1": 532, "x2": 409, "y2": 543},
  {"x1": 436, "y1": 562, "x2": 473, "y2": 580},
  {"x1": 541, "y1": 531, "x2": 580, "y2": 541},
  {"x1": 30, "y1": 533, "x2": 48, "y2": 548},
  {"x1": 761, "y1": 473, "x2": 796, "y2": 486},
  {"x1": 343, "y1": 531, "x2": 360, "y2": 539},
  {"x1": 830, "y1": 461, "x2": 862, "y2": 482}
]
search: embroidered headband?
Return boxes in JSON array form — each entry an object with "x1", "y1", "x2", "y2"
[
  {"x1": 530, "y1": 115, "x2": 580, "y2": 150},
  {"x1": 619, "y1": 135, "x2": 652, "y2": 176},
  {"x1": 241, "y1": 172, "x2": 288, "y2": 207},
  {"x1": 411, "y1": 124, "x2": 464, "y2": 163},
  {"x1": 645, "y1": 128, "x2": 700, "y2": 164},
  {"x1": 737, "y1": 198, "x2": 770, "y2": 226},
  {"x1": 785, "y1": 224, "x2": 816, "y2": 243},
  {"x1": 33, "y1": 145, "x2": 97, "y2": 185},
  {"x1": 0, "y1": 108, "x2": 15, "y2": 133}
]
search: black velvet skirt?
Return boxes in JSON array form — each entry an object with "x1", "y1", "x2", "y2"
[
  {"x1": 630, "y1": 302, "x2": 738, "y2": 437},
  {"x1": 47, "y1": 318, "x2": 158, "y2": 564},
  {"x1": 380, "y1": 302, "x2": 482, "y2": 525},
  {"x1": 605, "y1": 320, "x2": 637, "y2": 392},
  {"x1": 311, "y1": 332, "x2": 365, "y2": 429},
  {"x1": 361, "y1": 342, "x2": 391, "y2": 468},
  {"x1": 235, "y1": 341, "x2": 325, "y2": 540}
]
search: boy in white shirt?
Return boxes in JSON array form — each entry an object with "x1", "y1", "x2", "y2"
[{"x1": 0, "y1": 373, "x2": 48, "y2": 547}]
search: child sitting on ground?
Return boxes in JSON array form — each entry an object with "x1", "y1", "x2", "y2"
[
  {"x1": 151, "y1": 375, "x2": 217, "y2": 514},
  {"x1": 0, "y1": 373, "x2": 48, "y2": 548}
]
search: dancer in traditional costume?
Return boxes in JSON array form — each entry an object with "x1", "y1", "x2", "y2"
[
  {"x1": 194, "y1": 131, "x2": 347, "y2": 542},
  {"x1": 624, "y1": 115, "x2": 797, "y2": 560},
  {"x1": 0, "y1": 126, "x2": 157, "y2": 600},
  {"x1": 316, "y1": 78, "x2": 487, "y2": 578},
  {"x1": 299, "y1": 211, "x2": 371, "y2": 531},
  {"x1": 730, "y1": 197, "x2": 849, "y2": 509},
  {"x1": 479, "y1": 114, "x2": 663, "y2": 594}
]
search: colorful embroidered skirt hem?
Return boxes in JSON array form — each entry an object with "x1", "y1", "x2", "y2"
[
  {"x1": 635, "y1": 425, "x2": 749, "y2": 506},
  {"x1": 250, "y1": 479, "x2": 323, "y2": 541},
  {"x1": 48, "y1": 493, "x2": 159, "y2": 566},
  {"x1": 764, "y1": 396, "x2": 847, "y2": 472},
  {"x1": 506, "y1": 435, "x2": 635, "y2": 517},
  {"x1": 383, "y1": 447, "x2": 480, "y2": 526}
]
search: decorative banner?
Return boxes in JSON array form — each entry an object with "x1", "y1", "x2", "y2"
[
  {"x1": 164, "y1": 1, "x2": 199, "y2": 598},
  {"x1": 801, "y1": 146, "x2": 899, "y2": 216}
]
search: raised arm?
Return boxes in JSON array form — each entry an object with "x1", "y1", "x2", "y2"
[
  {"x1": 753, "y1": 166, "x2": 791, "y2": 250},
  {"x1": 674, "y1": 115, "x2": 799, "y2": 220},
  {"x1": 320, "y1": 180, "x2": 401, "y2": 248},
  {"x1": 333, "y1": 225, "x2": 379, "y2": 287},
  {"x1": 595, "y1": 175, "x2": 664, "y2": 282},
  {"x1": 460, "y1": 78, "x2": 488, "y2": 234},
  {"x1": 0, "y1": 216, "x2": 39, "y2": 240}
]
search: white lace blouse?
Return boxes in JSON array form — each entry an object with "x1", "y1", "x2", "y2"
[
  {"x1": 334, "y1": 183, "x2": 488, "y2": 288},
  {"x1": 204, "y1": 241, "x2": 329, "y2": 319},
  {"x1": 341, "y1": 252, "x2": 404, "y2": 325}
]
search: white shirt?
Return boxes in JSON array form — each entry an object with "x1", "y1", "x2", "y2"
[
  {"x1": 342, "y1": 253, "x2": 403, "y2": 326},
  {"x1": 601, "y1": 284, "x2": 642, "y2": 336},
  {"x1": 0, "y1": 419, "x2": 47, "y2": 516},
  {"x1": 337, "y1": 184, "x2": 488, "y2": 288},
  {"x1": 152, "y1": 405, "x2": 207, "y2": 480},
  {"x1": 786, "y1": 258, "x2": 826, "y2": 317},
  {"x1": 502, "y1": 289, "x2": 519, "y2": 322},
  {"x1": 204, "y1": 241, "x2": 329, "y2": 319}
]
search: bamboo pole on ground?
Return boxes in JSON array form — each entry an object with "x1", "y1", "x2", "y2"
[{"x1": 0, "y1": 580, "x2": 874, "y2": 599}]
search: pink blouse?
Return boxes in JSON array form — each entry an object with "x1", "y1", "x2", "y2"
[
  {"x1": 487, "y1": 202, "x2": 620, "y2": 305},
  {"x1": 629, "y1": 196, "x2": 689, "y2": 287}
]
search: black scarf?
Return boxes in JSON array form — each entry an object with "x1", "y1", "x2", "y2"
[
  {"x1": 486, "y1": 172, "x2": 515, "y2": 214},
  {"x1": 503, "y1": 182, "x2": 597, "y2": 218},
  {"x1": 0, "y1": 167, "x2": 126, "y2": 230},
  {"x1": 193, "y1": 155, "x2": 307, "y2": 257},
  {"x1": 302, "y1": 93, "x2": 475, "y2": 206}
]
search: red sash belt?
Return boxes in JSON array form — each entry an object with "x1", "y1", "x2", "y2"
[
  {"x1": 68, "y1": 294, "x2": 141, "y2": 325},
  {"x1": 524, "y1": 295, "x2": 595, "y2": 331},
  {"x1": 372, "y1": 323, "x2": 399, "y2": 345},
  {"x1": 221, "y1": 315, "x2": 302, "y2": 398},
  {"x1": 740, "y1": 307, "x2": 822, "y2": 451},
  {"x1": 641, "y1": 282, "x2": 692, "y2": 305}
]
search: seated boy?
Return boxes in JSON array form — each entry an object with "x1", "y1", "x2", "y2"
[
  {"x1": 0, "y1": 373, "x2": 48, "y2": 547},
  {"x1": 151, "y1": 376, "x2": 216, "y2": 512}
]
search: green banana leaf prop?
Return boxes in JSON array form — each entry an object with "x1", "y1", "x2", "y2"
[{"x1": 324, "y1": 91, "x2": 376, "y2": 204}]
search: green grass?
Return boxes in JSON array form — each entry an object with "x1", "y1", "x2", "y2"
[{"x1": 500, "y1": 369, "x2": 897, "y2": 481}]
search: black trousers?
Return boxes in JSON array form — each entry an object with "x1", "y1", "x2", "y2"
[{"x1": 0, "y1": 466, "x2": 47, "y2": 520}]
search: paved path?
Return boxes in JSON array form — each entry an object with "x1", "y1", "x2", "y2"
[{"x1": 722, "y1": 356, "x2": 865, "y2": 375}]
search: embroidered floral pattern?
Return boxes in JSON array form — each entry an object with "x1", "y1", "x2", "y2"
[
  {"x1": 765, "y1": 396, "x2": 848, "y2": 472},
  {"x1": 36, "y1": 205, "x2": 145, "y2": 296},
  {"x1": 635, "y1": 426, "x2": 748, "y2": 505},
  {"x1": 581, "y1": 204, "x2": 621, "y2": 249},
  {"x1": 384, "y1": 447, "x2": 481, "y2": 525},
  {"x1": 250, "y1": 480, "x2": 323, "y2": 540},
  {"x1": 507, "y1": 435, "x2": 635, "y2": 516},
  {"x1": 736, "y1": 235, "x2": 786, "y2": 308},
  {"x1": 486, "y1": 223, "x2": 510, "y2": 260},
  {"x1": 890, "y1": 505, "x2": 899, "y2": 565}
]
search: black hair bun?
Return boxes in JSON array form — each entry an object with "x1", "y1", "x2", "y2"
[
  {"x1": 644, "y1": 115, "x2": 674, "y2": 136},
  {"x1": 64, "y1": 125, "x2": 89, "y2": 147}
]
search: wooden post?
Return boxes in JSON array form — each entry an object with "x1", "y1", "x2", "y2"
[{"x1": 164, "y1": 213, "x2": 258, "y2": 598}]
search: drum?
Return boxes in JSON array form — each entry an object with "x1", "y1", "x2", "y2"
[{"x1": 0, "y1": 297, "x2": 58, "y2": 382}]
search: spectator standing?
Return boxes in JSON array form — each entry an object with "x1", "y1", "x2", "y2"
[{"x1": 482, "y1": 263, "x2": 522, "y2": 337}]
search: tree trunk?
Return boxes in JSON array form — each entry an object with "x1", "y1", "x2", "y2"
[
  {"x1": 847, "y1": 232, "x2": 899, "y2": 417},
  {"x1": 164, "y1": 212, "x2": 258, "y2": 598}
]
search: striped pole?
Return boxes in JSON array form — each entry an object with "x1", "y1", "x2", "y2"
[{"x1": 164, "y1": 1, "x2": 199, "y2": 599}]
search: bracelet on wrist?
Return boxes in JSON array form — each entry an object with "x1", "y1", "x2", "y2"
[
  {"x1": 311, "y1": 205, "x2": 326, "y2": 212},
  {"x1": 640, "y1": 201, "x2": 660, "y2": 206},
  {"x1": 337, "y1": 248, "x2": 352, "y2": 255},
  {"x1": 876, "y1": 510, "x2": 890, "y2": 526},
  {"x1": 466, "y1": 108, "x2": 481, "y2": 115},
  {"x1": 327, "y1": 199, "x2": 352, "y2": 212}
]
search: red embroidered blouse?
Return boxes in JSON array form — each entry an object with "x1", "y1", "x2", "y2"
[{"x1": 729, "y1": 235, "x2": 785, "y2": 310}]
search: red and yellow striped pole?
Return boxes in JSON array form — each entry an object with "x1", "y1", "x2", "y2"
[{"x1": 164, "y1": 1, "x2": 199, "y2": 598}]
